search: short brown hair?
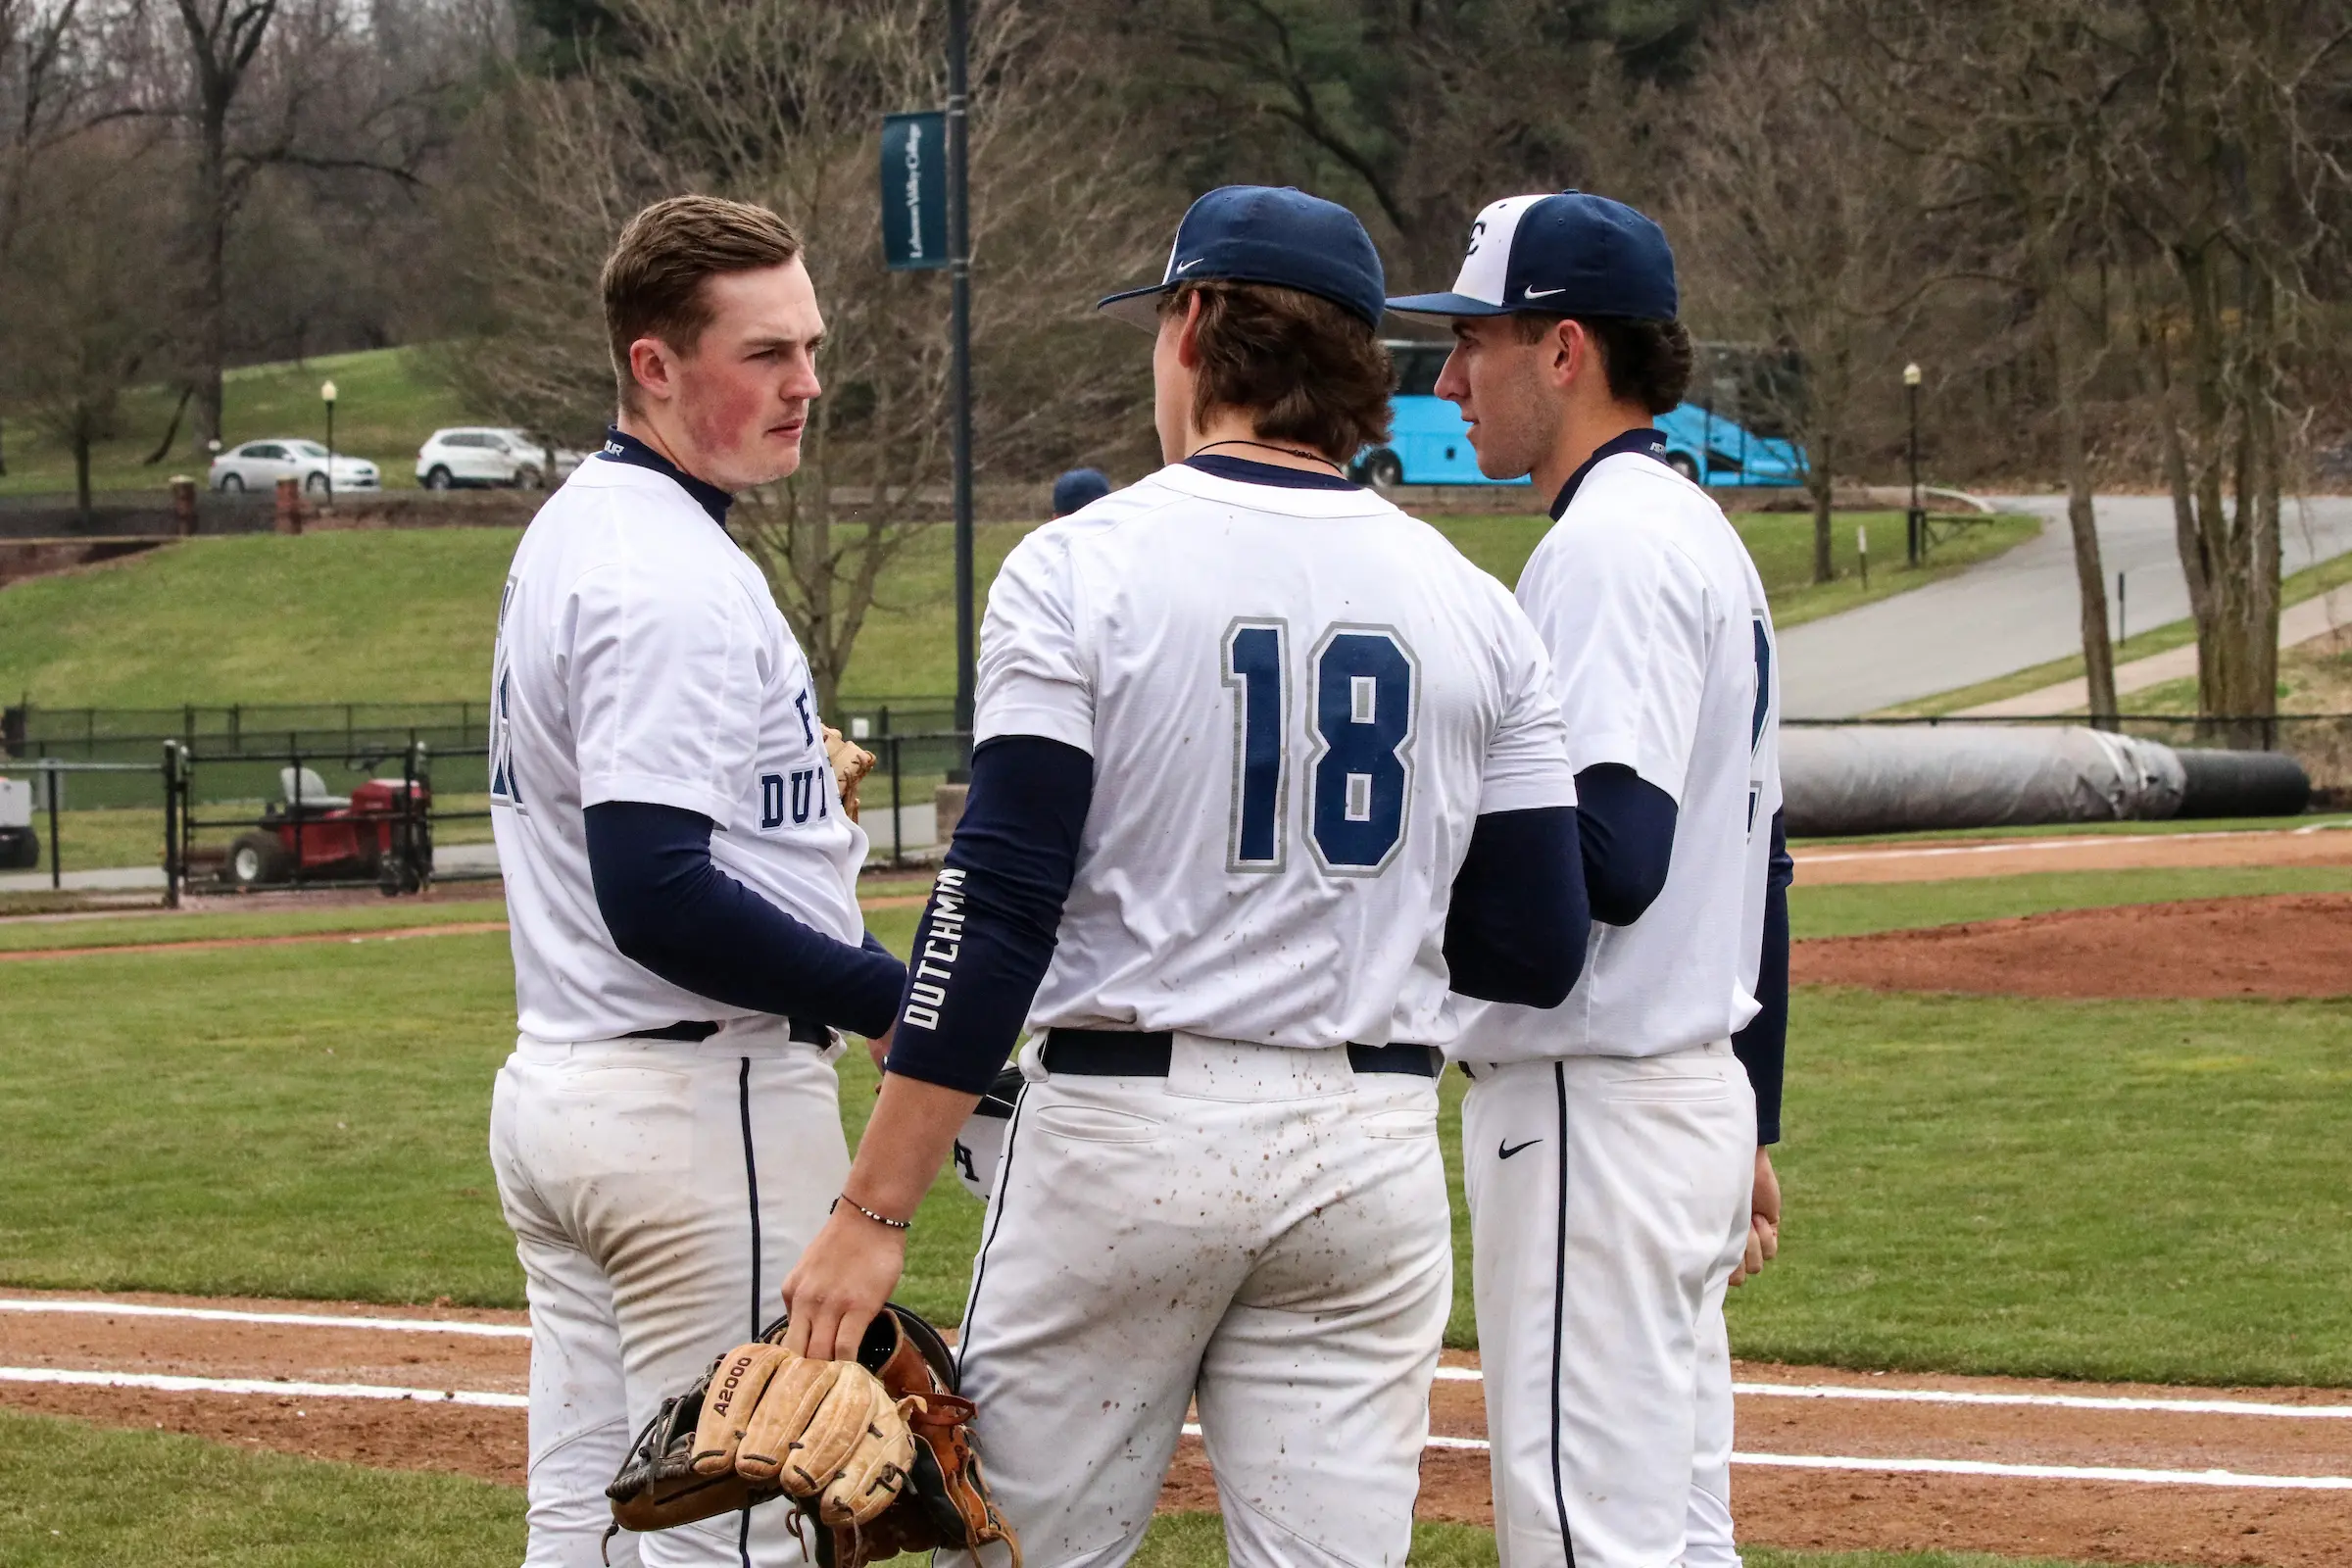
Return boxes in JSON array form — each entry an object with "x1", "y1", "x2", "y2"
[
  {"x1": 1160, "y1": 281, "x2": 1394, "y2": 461},
  {"x1": 601, "y1": 195, "x2": 804, "y2": 411},
  {"x1": 1513, "y1": 314, "x2": 1693, "y2": 416}
]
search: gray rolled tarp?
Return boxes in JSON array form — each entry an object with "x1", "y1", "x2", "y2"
[
  {"x1": 1782, "y1": 725, "x2": 2314, "y2": 835},
  {"x1": 1782, "y1": 724, "x2": 2191, "y2": 837}
]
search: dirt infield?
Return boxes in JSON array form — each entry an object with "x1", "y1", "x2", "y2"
[
  {"x1": 5, "y1": 1290, "x2": 2349, "y2": 1566},
  {"x1": 1795, "y1": 892, "x2": 2352, "y2": 999},
  {"x1": 1793, "y1": 823, "x2": 2352, "y2": 885}
]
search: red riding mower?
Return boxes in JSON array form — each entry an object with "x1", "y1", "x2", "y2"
[{"x1": 219, "y1": 766, "x2": 432, "y2": 895}]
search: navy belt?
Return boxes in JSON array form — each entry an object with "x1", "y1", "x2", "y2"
[
  {"x1": 1041, "y1": 1028, "x2": 1438, "y2": 1078},
  {"x1": 625, "y1": 1018, "x2": 828, "y2": 1047}
]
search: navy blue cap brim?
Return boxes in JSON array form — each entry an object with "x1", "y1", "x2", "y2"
[
  {"x1": 1097, "y1": 282, "x2": 1174, "y2": 330},
  {"x1": 1384, "y1": 290, "x2": 1518, "y2": 318}
]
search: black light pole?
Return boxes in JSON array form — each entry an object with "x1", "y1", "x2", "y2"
[
  {"x1": 321, "y1": 378, "x2": 339, "y2": 507},
  {"x1": 1903, "y1": 362, "x2": 1923, "y2": 565},
  {"x1": 946, "y1": 0, "x2": 976, "y2": 761}
]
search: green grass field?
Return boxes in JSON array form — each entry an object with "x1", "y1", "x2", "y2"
[
  {"x1": 1, "y1": 1407, "x2": 2151, "y2": 1568},
  {"x1": 0, "y1": 347, "x2": 473, "y2": 500},
  {"x1": 2, "y1": 869, "x2": 2319, "y2": 1568},
  {"x1": 1789, "y1": 863, "x2": 2352, "y2": 938},
  {"x1": 0, "y1": 528, "x2": 524, "y2": 708},
  {"x1": 0, "y1": 468, "x2": 2033, "y2": 709},
  {"x1": 0, "y1": 895, "x2": 510, "y2": 954},
  {"x1": 3, "y1": 865, "x2": 2347, "y2": 1383},
  {"x1": 5, "y1": 858, "x2": 2337, "y2": 953}
]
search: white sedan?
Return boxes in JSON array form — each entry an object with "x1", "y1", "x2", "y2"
[
  {"x1": 210, "y1": 439, "x2": 380, "y2": 495},
  {"x1": 416, "y1": 427, "x2": 586, "y2": 489}
]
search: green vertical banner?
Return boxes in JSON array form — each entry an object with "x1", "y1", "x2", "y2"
[{"x1": 880, "y1": 111, "x2": 950, "y2": 270}]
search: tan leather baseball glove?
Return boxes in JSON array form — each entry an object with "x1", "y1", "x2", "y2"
[
  {"x1": 822, "y1": 725, "x2": 878, "y2": 823},
  {"x1": 805, "y1": 1302, "x2": 1022, "y2": 1568},
  {"x1": 606, "y1": 1324, "x2": 914, "y2": 1541}
]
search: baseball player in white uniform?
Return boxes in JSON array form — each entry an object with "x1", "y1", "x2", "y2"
[
  {"x1": 1391, "y1": 193, "x2": 1790, "y2": 1568},
  {"x1": 776, "y1": 186, "x2": 1594, "y2": 1568},
  {"x1": 486, "y1": 196, "x2": 907, "y2": 1568}
]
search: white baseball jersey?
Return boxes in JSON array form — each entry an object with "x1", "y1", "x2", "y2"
[
  {"x1": 488, "y1": 453, "x2": 867, "y2": 1043},
  {"x1": 1455, "y1": 450, "x2": 1781, "y2": 1061},
  {"x1": 973, "y1": 461, "x2": 1578, "y2": 1050}
]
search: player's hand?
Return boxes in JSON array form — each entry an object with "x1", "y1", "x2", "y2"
[
  {"x1": 779, "y1": 1203, "x2": 907, "y2": 1361},
  {"x1": 1731, "y1": 1147, "x2": 1781, "y2": 1287},
  {"x1": 866, "y1": 1022, "x2": 894, "y2": 1079}
]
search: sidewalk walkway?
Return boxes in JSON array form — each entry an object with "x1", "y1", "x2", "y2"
[{"x1": 1960, "y1": 582, "x2": 2352, "y2": 717}]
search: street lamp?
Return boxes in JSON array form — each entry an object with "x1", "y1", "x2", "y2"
[
  {"x1": 1903, "y1": 362, "x2": 1924, "y2": 565},
  {"x1": 319, "y1": 378, "x2": 338, "y2": 505}
]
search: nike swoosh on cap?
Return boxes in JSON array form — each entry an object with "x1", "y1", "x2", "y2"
[
  {"x1": 1523, "y1": 284, "x2": 1564, "y2": 299},
  {"x1": 1174, "y1": 258, "x2": 1202, "y2": 272}
]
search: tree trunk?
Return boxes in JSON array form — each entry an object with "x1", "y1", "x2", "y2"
[
  {"x1": 193, "y1": 108, "x2": 228, "y2": 453},
  {"x1": 2062, "y1": 444, "x2": 2115, "y2": 724},
  {"x1": 2045, "y1": 263, "x2": 2117, "y2": 723},
  {"x1": 1808, "y1": 434, "x2": 1834, "y2": 584},
  {"x1": 73, "y1": 422, "x2": 92, "y2": 523},
  {"x1": 2208, "y1": 269, "x2": 2282, "y2": 740}
]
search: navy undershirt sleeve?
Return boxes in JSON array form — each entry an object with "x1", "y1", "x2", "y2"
[
  {"x1": 1733, "y1": 808, "x2": 1791, "y2": 1145},
  {"x1": 1446, "y1": 807, "x2": 1591, "y2": 1007},
  {"x1": 583, "y1": 801, "x2": 906, "y2": 1037},
  {"x1": 886, "y1": 735, "x2": 1093, "y2": 1095},
  {"x1": 1574, "y1": 762, "x2": 1678, "y2": 925}
]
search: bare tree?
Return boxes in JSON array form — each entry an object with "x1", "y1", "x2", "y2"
[
  {"x1": 1857, "y1": 0, "x2": 2135, "y2": 719},
  {"x1": 0, "y1": 0, "x2": 114, "y2": 475},
  {"x1": 456, "y1": 0, "x2": 1161, "y2": 711},
  {"x1": 1111, "y1": 0, "x2": 1660, "y2": 285},
  {"x1": 1672, "y1": 0, "x2": 1923, "y2": 585},
  {"x1": 135, "y1": 0, "x2": 460, "y2": 452},
  {"x1": 2112, "y1": 0, "x2": 2350, "y2": 731},
  {"x1": 5, "y1": 125, "x2": 178, "y2": 516},
  {"x1": 169, "y1": 0, "x2": 279, "y2": 450}
]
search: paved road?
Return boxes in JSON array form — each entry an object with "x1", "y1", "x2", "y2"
[{"x1": 1779, "y1": 494, "x2": 2352, "y2": 718}]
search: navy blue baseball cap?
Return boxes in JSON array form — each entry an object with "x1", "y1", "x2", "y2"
[
  {"x1": 1052, "y1": 467, "x2": 1111, "y2": 515},
  {"x1": 1387, "y1": 191, "x2": 1678, "y2": 320},
  {"x1": 1098, "y1": 185, "x2": 1386, "y2": 330}
]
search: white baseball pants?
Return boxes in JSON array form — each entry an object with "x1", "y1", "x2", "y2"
[
  {"x1": 1460, "y1": 1042, "x2": 1754, "y2": 1568},
  {"x1": 488, "y1": 1021, "x2": 849, "y2": 1568},
  {"x1": 940, "y1": 1035, "x2": 1455, "y2": 1568}
]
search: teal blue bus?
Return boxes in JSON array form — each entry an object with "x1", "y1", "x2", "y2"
[{"x1": 1354, "y1": 340, "x2": 1806, "y2": 490}]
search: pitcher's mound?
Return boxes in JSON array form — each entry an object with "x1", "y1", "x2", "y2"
[{"x1": 1795, "y1": 893, "x2": 2352, "y2": 999}]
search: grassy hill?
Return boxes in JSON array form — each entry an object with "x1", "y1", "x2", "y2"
[
  {"x1": 0, "y1": 506, "x2": 2031, "y2": 709},
  {"x1": 0, "y1": 530, "x2": 522, "y2": 706},
  {"x1": 0, "y1": 346, "x2": 474, "y2": 498}
]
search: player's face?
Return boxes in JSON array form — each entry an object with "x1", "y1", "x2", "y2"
[
  {"x1": 1436, "y1": 317, "x2": 1560, "y2": 482},
  {"x1": 671, "y1": 258, "x2": 826, "y2": 488}
]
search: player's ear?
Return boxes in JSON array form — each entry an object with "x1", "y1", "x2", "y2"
[
  {"x1": 1544, "y1": 318, "x2": 1592, "y2": 394},
  {"x1": 1173, "y1": 290, "x2": 1206, "y2": 370},
  {"x1": 628, "y1": 337, "x2": 676, "y2": 405}
]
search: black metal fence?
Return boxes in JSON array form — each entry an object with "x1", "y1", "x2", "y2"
[
  {"x1": 161, "y1": 739, "x2": 457, "y2": 904},
  {"x1": 2, "y1": 724, "x2": 971, "y2": 900},
  {"x1": 4, "y1": 701, "x2": 959, "y2": 808},
  {"x1": 0, "y1": 760, "x2": 160, "y2": 888},
  {"x1": 27, "y1": 706, "x2": 2338, "y2": 901}
]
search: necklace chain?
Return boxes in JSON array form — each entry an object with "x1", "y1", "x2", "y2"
[{"x1": 1189, "y1": 437, "x2": 1344, "y2": 473}]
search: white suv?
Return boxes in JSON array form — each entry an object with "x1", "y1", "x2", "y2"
[{"x1": 416, "y1": 427, "x2": 585, "y2": 490}]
